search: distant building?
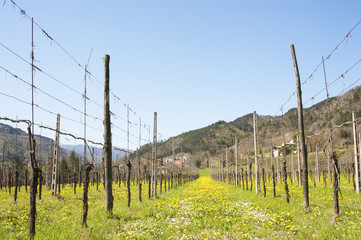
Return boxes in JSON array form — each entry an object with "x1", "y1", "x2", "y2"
[
  {"x1": 164, "y1": 158, "x2": 173, "y2": 164},
  {"x1": 273, "y1": 140, "x2": 296, "y2": 157}
]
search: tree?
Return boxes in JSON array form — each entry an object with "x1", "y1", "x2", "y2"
[
  {"x1": 69, "y1": 151, "x2": 79, "y2": 173},
  {"x1": 59, "y1": 156, "x2": 69, "y2": 175},
  {"x1": 195, "y1": 159, "x2": 201, "y2": 168}
]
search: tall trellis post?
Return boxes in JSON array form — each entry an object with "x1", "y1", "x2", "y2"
[
  {"x1": 51, "y1": 114, "x2": 60, "y2": 196},
  {"x1": 291, "y1": 44, "x2": 309, "y2": 209},
  {"x1": 152, "y1": 112, "x2": 157, "y2": 196},
  {"x1": 103, "y1": 54, "x2": 113, "y2": 212},
  {"x1": 253, "y1": 111, "x2": 259, "y2": 194}
]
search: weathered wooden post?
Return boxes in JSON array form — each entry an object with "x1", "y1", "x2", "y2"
[
  {"x1": 51, "y1": 114, "x2": 60, "y2": 196},
  {"x1": 8, "y1": 172, "x2": 11, "y2": 194},
  {"x1": 352, "y1": 111, "x2": 360, "y2": 193},
  {"x1": 316, "y1": 145, "x2": 320, "y2": 183},
  {"x1": 249, "y1": 162, "x2": 253, "y2": 191},
  {"x1": 148, "y1": 174, "x2": 151, "y2": 199},
  {"x1": 291, "y1": 44, "x2": 309, "y2": 209},
  {"x1": 297, "y1": 135, "x2": 301, "y2": 186},
  {"x1": 14, "y1": 171, "x2": 18, "y2": 202},
  {"x1": 226, "y1": 148, "x2": 229, "y2": 184},
  {"x1": 272, "y1": 164, "x2": 276, "y2": 198},
  {"x1": 96, "y1": 171, "x2": 99, "y2": 191},
  {"x1": 245, "y1": 170, "x2": 248, "y2": 190},
  {"x1": 152, "y1": 112, "x2": 157, "y2": 196},
  {"x1": 103, "y1": 54, "x2": 113, "y2": 212},
  {"x1": 235, "y1": 137, "x2": 238, "y2": 188},
  {"x1": 253, "y1": 111, "x2": 259, "y2": 194},
  {"x1": 160, "y1": 173, "x2": 163, "y2": 194}
]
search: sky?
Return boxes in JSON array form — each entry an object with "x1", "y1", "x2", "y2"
[{"x1": 0, "y1": 0, "x2": 361, "y2": 151}]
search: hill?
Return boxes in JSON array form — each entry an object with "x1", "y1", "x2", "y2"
[
  {"x1": 61, "y1": 144, "x2": 128, "y2": 163},
  {"x1": 3, "y1": 85, "x2": 361, "y2": 166},
  {"x1": 135, "y1": 85, "x2": 361, "y2": 165},
  {"x1": 0, "y1": 123, "x2": 130, "y2": 163},
  {"x1": 0, "y1": 123, "x2": 69, "y2": 162}
]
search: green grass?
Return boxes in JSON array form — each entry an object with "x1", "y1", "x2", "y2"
[
  {"x1": 199, "y1": 169, "x2": 209, "y2": 177},
  {"x1": 1, "y1": 171, "x2": 361, "y2": 239}
]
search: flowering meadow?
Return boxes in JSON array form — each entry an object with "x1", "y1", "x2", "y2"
[{"x1": 1, "y1": 170, "x2": 361, "y2": 239}]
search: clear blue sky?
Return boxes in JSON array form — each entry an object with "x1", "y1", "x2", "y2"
[{"x1": 1, "y1": 0, "x2": 361, "y2": 150}]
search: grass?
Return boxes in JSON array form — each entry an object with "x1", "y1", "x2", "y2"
[{"x1": 1, "y1": 170, "x2": 361, "y2": 239}]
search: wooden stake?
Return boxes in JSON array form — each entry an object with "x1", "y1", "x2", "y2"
[
  {"x1": 253, "y1": 111, "x2": 259, "y2": 194},
  {"x1": 235, "y1": 137, "x2": 238, "y2": 188},
  {"x1": 316, "y1": 145, "x2": 320, "y2": 183},
  {"x1": 103, "y1": 54, "x2": 113, "y2": 212},
  {"x1": 152, "y1": 112, "x2": 158, "y2": 196},
  {"x1": 291, "y1": 44, "x2": 309, "y2": 209},
  {"x1": 226, "y1": 148, "x2": 229, "y2": 184},
  {"x1": 297, "y1": 135, "x2": 301, "y2": 186},
  {"x1": 352, "y1": 111, "x2": 360, "y2": 193}
]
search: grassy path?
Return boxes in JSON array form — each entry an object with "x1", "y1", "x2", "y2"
[
  {"x1": 116, "y1": 170, "x2": 361, "y2": 239},
  {"x1": 121, "y1": 171, "x2": 272, "y2": 239},
  {"x1": 2, "y1": 169, "x2": 361, "y2": 239}
]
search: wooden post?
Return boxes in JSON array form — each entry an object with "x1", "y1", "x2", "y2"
[
  {"x1": 226, "y1": 148, "x2": 229, "y2": 184},
  {"x1": 241, "y1": 168, "x2": 244, "y2": 189},
  {"x1": 352, "y1": 111, "x2": 360, "y2": 193},
  {"x1": 46, "y1": 140, "x2": 53, "y2": 188},
  {"x1": 160, "y1": 174, "x2": 163, "y2": 194},
  {"x1": 245, "y1": 170, "x2": 248, "y2": 190},
  {"x1": 148, "y1": 174, "x2": 151, "y2": 199},
  {"x1": 1, "y1": 145, "x2": 4, "y2": 191},
  {"x1": 14, "y1": 171, "x2": 18, "y2": 202},
  {"x1": 289, "y1": 152, "x2": 293, "y2": 183},
  {"x1": 25, "y1": 169, "x2": 28, "y2": 193},
  {"x1": 51, "y1": 114, "x2": 60, "y2": 196},
  {"x1": 276, "y1": 156, "x2": 279, "y2": 182},
  {"x1": 297, "y1": 135, "x2": 301, "y2": 186},
  {"x1": 272, "y1": 164, "x2": 276, "y2": 198},
  {"x1": 316, "y1": 145, "x2": 320, "y2": 183},
  {"x1": 359, "y1": 132, "x2": 361, "y2": 191},
  {"x1": 152, "y1": 112, "x2": 157, "y2": 196},
  {"x1": 38, "y1": 171, "x2": 43, "y2": 200},
  {"x1": 96, "y1": 171, "x2": 99, "y2": 191},
  {"x1": 235, "y1": 137, "x2": 238, "y2": 188},
  {"x1": 291, "y1": 44, "x2": 309, "y2": 209},
  {"x1": 253, "y1": 111, "x2": 259, "y2": 194},
  {"x1": 249, "y1": 161, "x2": 253, "y2": 191},
  {"x1": 103, "y1": 54, "x2": 113, "y2": 212}
]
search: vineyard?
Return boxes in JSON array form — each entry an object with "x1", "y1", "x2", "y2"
[
  {"x1": 1, "y1": 169, "x2": 361, "y2": 239},
  {"x1": 1, "y1": 1, "x2": 361, "y2": 239}
]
